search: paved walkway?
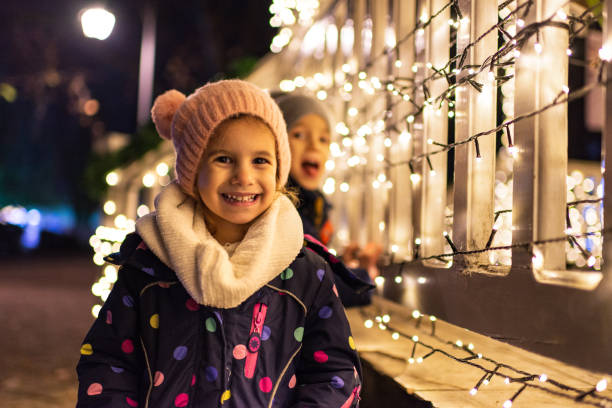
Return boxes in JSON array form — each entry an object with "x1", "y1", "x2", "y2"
[{"x1": 0, "y1": 254, "x2": 100, "y2": 408}]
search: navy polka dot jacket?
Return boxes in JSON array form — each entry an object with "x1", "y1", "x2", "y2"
[{"x1": 76, "y1": 233, "x2": 363, "y2": 407}]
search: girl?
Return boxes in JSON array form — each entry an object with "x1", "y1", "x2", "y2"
[
  {"x1": 77, "y1": 80, "x2": 362, "y2": 407},
  {"x1": 273, "y1": 93, "x2": 378, "y2": 306}
]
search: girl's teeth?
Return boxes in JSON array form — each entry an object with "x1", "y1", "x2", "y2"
[{"x1": 225, "y1": 194, "x2": 256, "y2": 202}]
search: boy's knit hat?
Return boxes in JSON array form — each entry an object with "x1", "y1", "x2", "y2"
[
  {"x1": 151, "y1": 80, "x2": 290, "y2": 198},
  {"x1": 272, "y1": 93, "x2": 331, "y2": 130}
]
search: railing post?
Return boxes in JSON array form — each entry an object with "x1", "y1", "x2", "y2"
[
  {"x1": 512, "y1": 0, "x2": 568, "y2": 272},
  {"x1": 389, "y1": 0, "x2": 416, "y2": 260},
  {"x1": 452, "y1": 0, "x2": 498, "y2": 269},
  {"x1": 420, "y1": 0, "x2": 450, "y2": 262}
]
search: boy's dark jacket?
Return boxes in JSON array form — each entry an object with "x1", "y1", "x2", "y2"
[
  {"x1": 289, "y1": 177, "x2": 374, "y2": 307},
  {"x1": 77, "y1": 233, "x2": 362, "y2": 408}
]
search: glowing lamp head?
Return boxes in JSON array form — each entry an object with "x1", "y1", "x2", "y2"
[{"x1": 81, "y1": 8, "x2": 116, "y2": 40}]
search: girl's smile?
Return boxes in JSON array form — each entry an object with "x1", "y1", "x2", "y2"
[{"x1": 221, "y1": 192, "x2": 260, "y2": 205}]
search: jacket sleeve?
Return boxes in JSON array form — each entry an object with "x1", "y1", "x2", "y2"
[
  {"x1": 291, "y1": 262, "x2": 362, "y2": 407},
  {"x1": 76, "y1": 267, "x2": 145, "y2": 407}
]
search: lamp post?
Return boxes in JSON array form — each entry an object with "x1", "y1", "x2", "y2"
[{"x1": 80, "y1": 4, "x2": 156, "y2": 127}]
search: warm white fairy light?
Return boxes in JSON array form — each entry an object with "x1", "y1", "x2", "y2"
[
  {"x1": 534, "y1": 42, "x2": 542, "y2": 54},
  {"x1": 322, "y1": 177, "x2": 335, "y2": 194},
  {"x1": 142, "y1": 172, "x2": 156, "y2": 188},
  {"x1": 279, "y1": 79, "x2": 295, "y2": 92},
  {"x1": 316, "y1": 90, "x2": 327, "y2": 100},
  {"x1": 106, "y1": 171, "x2": 119, "y2": 186},
  {"x1": 596, "y1": 379, "x2": 608, "y2": 392},
  {"x1": 103, "y1": 200, "x2": 116, "y2": 215},
  {"x1": 136, "y1": 204, "x2": 150, "y2": 218},
  {"x1": 395, "y1": 276, "x2": 403, "y2": 283},
  {"x1": 599, "y1": 45, "x2": 612, "y2": 61},
  {"x1": 335, "y1": 122, "x2": 350, "y2": 136},
  {"x1": 155, "y1": 162, "x2": 169, "y2": 177},
  {"x1": 364, "y1": 319, "x2": 374, "y2": 328},
  {"x1": 374, "y1": 276, "x2": 385, "y2": 286}
]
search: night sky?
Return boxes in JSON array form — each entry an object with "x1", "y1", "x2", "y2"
[{"x1": 0, "y1": 0, "x2": 275, "y2": 228}]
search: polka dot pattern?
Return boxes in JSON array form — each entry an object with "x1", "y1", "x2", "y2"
[
  {"x1": 121, "y1": 339, "x2": 134, "y2": 354},
  {"x1": 288, "y1": 374, "x2": 297, "y2": 389},
  {"x1": 149, "y1": 314, "x2": 159, "y2": 329},
  {"x1": 205, "y1": 317, "x2": 217, "y2": 332},
  {"x1": 220, "y1": 390, "x2": 231, "y2": 404},
  {"x1": 80, "y1": 343, "x2": 93, "y2": 355},
  {"x1": 185, "y1": 298, "x2": 199, "y2": 311},
  {"x1": 205, "y1": 366, "x2": 218, "y2": 382},
  {"x1": 77, "y1": 236, "x2": 363, "y2": 407},
  {"x1": 233, "y1": 344, "x2": 247, "y2": 360},
  {"x1": 318, "y1": 306, "x2": 333, "y2": 319},
  {"x1": 259, "y1": 377, "x2": 273, "y2": 393},
  {"x1": 154, "y1": 371, "x2": 164, "y2": 386},
  {"x1": 331, "y1": 376, "x2": 344, "y2": 389},
  {"x1": 122, "y1": 296, "x2": 134, "y2": 307},
  {"x1": 86, "y1": 382, "x2": 102, "y2": 395},
  {"x1": 348, "y1": 336, "x2": 356, "y2": 350},
  {"x1": 280, "y1": 268, "x2": 294, "y2": 280},
  {"x1": 261, "y1": 325, "x2": 271, "y2": 341},
  {"x1": 173, "y1": 346, "x2": 187, "y2": 360},
  {"x1": 293, "y1": 327, "x2": 304, "y2": 342},
  {"x1": 174, "y1": 393, "x2": 189, "y2": 407},
  {"x1": 313, "y1": 350, "x2": 328, "y2": 363}
]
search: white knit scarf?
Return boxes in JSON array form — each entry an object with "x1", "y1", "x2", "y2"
[{"x1": 136, "y1": 182, "x2": 304, "y2": 308}]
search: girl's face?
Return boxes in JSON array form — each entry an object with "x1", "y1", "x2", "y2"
[
  {"x1": 196, "y1": 116, "x2": 278, "y2": 242},
  {"x1": 288, "y1": 113, "x2": 330, "y2": 190}
]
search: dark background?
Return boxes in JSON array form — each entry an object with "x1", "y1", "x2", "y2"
[{"x1": 0, "y1": 0, "x2": 276, "y2": 241}]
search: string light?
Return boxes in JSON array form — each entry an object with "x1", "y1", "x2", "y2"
[{"x1": 361, "y1": 310, "x2": 611, "y2": 407}]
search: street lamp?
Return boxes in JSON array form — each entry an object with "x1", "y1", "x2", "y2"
[
  {"x1": 80, "y1": 7, "x2": 116, "y2": 41},
  {"x1": 80, "y1": 4, "x2": 156, "y2": 127}
]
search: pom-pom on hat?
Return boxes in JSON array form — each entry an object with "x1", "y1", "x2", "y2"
[{"x1": 151, "y1": 80, "x2": 290, "y2": 198}]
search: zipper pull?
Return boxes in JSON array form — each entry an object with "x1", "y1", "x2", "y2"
[{"x1": 244, "y1": 302, "x2": 268, "y2": 378}]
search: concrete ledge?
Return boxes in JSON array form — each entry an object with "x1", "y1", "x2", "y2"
[{"x1": 347, "y1": 296, "x2": 612, "y2": 407}]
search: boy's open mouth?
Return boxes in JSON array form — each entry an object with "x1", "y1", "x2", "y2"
[
  {"x1": 301, "y1": 160, "x2": 320, "y2": 177},
  {"x1": 221, "y1": 193, "x2": 259, "y2": 204}
]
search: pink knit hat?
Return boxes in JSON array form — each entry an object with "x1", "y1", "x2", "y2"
[{"x1": 151, "y1": 79, "x2": 290, "y2": 198}]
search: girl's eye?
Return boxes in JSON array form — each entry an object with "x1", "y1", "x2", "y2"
[
  {"x1": 320, "y1": 136, "x2": 330, "y2": 144},
  {"x1": 214, "y1": 156, "x2": 231, "y2": 164},
  {"x1": 292, "y1": 131, "x2": 305, "y2": 139},
  {"x1": 253, "y1": 157, "x2": 270, "y2": 165}
]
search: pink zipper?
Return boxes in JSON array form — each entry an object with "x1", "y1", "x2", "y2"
[{"x1": 244, "y1": 302, "x2": 268, "y2": 378}]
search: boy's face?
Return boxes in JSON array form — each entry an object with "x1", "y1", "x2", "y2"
[
  {"x1": 196, "y1": 116, "x2": 277, "y2": 237},
  {"x1": 288, "y1": 113, "x2": 330, "y2": 190}
]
